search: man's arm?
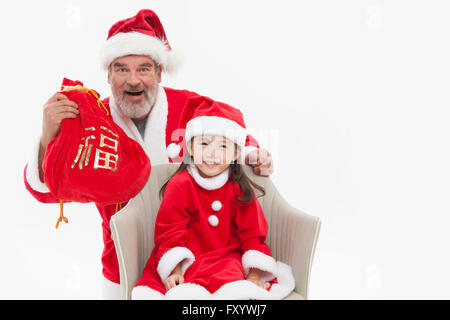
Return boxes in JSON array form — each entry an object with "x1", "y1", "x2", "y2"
[{"x1": 24, "y1": 92, "x2": 79, "y2": 202}]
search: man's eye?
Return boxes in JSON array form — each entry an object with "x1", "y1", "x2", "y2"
[
  {"x1": 117, "y1": 68, "x2": 128, "y2": 73},
  {"x1": 139, "y1": 68, "x2": 149, "y2": 72}
]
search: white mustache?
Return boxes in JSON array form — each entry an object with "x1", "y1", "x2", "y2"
[{"x1": 123, "y1": 85, "x2": 146, "y2": 93}]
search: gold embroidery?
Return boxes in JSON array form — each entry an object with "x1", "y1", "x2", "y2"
[
  {"x1": 71, "y1": 126, "x2": 120, "y2": 172},
  {"x1": 71, "y1": 135, "x2": 96, "y2": 169},
  {"x1": 93, "y1": 149, "x2": 118, "y2": 172},
  {"x1": 84, "y1": 144, "x2": 93, "y2": 167},
  {"x1": 71, "y1": 144, "x2": 84, "y2": 169},
  {"x1": 99, "y1": 133, "x2": 118, "y2": 152},
  {"x1": 100, "y1": 126, "x2": 119, "y2": 138}
]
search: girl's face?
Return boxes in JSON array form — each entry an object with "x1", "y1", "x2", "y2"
[{"x1": 187, "y1": 135, "x2": 241, "y2": 178}]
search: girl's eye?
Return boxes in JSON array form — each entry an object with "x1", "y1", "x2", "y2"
[
  {"x1": 201, "y1": 142, "x2": 208, "y2": 146},
  {"x1": 221, "y1": 145, "x2": 227, "y2": 149}
]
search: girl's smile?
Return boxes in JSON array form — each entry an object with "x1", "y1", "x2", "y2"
[{"x1": 187, "y1": 135, "x2": 241, "y2": 178}]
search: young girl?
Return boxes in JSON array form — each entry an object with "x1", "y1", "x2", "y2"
[{"x1": 132, "y1": 96, "x2": 295, "y2": 299}]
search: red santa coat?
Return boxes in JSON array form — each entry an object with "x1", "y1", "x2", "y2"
[
  {"x1": 23, "y1": 86, "x2": 260, "y2": 284},
  {"x1": 132, "y1": 164, "x2": 295, "y2": 300}
]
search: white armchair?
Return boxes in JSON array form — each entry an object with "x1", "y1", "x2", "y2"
[{"x1": 110, "y1": 163, "x2": 321, "y2": 300}]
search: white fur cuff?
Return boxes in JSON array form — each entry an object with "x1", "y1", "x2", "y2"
[
  {"x1": 242, "y1": 250, "x2": 277, "y2": 282},
  {"x1": 25, "y1": 138, "x2": 50, "y2": 193},
  {"x1": 157, "y1": 246, "x2": 195, "y2": 283}
]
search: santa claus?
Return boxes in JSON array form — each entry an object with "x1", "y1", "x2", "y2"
[{"x1": 23, "y1": 9, "x2": 274, "y2": 299}]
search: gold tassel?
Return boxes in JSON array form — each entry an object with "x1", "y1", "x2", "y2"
[{"x1": 56, "y1": 200, "x2": 69, "y2": 229}]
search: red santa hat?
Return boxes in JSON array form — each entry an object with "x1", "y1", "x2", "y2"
[
  {"x1": 99, "y1": 9, "x2": 179, "y2": 74},
  {"x1": 166, "y1": 96, "x2": 247, "y2": 159}
]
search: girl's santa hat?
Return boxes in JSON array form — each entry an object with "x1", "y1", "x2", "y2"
[
  {"x1": 99, "y1": 9, "x2": 179, "y2": 74},
  {"x1": 166, "y1": 96, "x2": 247, "y2": 159}
]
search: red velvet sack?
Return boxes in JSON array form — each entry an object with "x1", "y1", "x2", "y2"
[{"x1": 42, "y1": 78, "x2": 151, "y2": 205}]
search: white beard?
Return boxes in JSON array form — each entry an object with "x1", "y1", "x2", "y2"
[{"x1": 113, "y1": 82, "x2": 159, "y2": 119}]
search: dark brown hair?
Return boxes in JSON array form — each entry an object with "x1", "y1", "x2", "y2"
[{"x1": 159, "y1": 160, "x2": 265, "y2": 203}]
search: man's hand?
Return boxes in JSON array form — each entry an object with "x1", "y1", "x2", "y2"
[
  {"x1": 245, "y1": 148, "x2": 274, "y2": 176},
  {"x1": 41, "y1": 92, "x2": 79, "y2": 150},
  {"x1": 38, "y1": 92, "x2": 79, "y2": 182}
]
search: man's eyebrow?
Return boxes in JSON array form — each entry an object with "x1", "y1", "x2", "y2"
[
  {"x1": 139, "y1": 62, "x2": 154, "y2": 67},
  {"x1": 112, "y1": 62, "x2": 127, "y2": 67}
]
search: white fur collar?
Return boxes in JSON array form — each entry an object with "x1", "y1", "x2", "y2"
[
  {"x1": 186, "y1": 164, "x2": 229, "y2": 190},
  {"x1": 108, "y1": 85, "x2": 169, "y2": 165}
]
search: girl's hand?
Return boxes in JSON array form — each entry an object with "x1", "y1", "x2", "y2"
[
  {"x1": 246, "y1": 268, "x2": 270, "y2": 290},
  {"x1": 164, "y1": 273, "x2": 184, "y2": 290},
  {"x1": 164, "y1": 262, "x2": 184, "y2": 290}
]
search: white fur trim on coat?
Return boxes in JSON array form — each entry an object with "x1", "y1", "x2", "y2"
[
  {"x1": 25, "y1": 137, "x2": 50, "y2": 193},
  {"x1": 109, "y1": 86, "x2": 170, "y2": 165},
  {"x1": 214, "y1": 261, "x2": 295, "y2": 300},
  {"x1": 213, "y1": 280, "x2": 272, "y2": 300},
  {"x1": 156, "y1": 246, "x2": 195, "y2": 283},
  {"x1": 242, "y1": 250, "x2": 277, "y2": 282},
  {"x1": 268, "y1": 262, "x2": 296, "y2": 299},
  {"x1": 99, "y1": 31, "x2": 180, "y2": 74},
  {"x1": 186, "y1": 164, "x2": 229, "y2": 190},
  {"x1": 165, "y1": 282, "x2": 211, "y2": 300},
  {"x1": 132, "y1": 261, "x2": 295, "y2": 300},
  {"x1": 131, "y1": 285, "x2": 164, "y2": 300}
]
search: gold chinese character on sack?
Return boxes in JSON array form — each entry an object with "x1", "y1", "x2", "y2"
[{"x1": 71, "y1": 126, "x2": 120, "y2": 172}]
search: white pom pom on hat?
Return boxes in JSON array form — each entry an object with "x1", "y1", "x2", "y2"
[{"x1": 166, "y1": 142, "x2": 181, "y2": 159}]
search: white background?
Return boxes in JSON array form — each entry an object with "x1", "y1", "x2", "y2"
[{"x1": 1, "y1": 0, "x2": 449, "y2": 299}]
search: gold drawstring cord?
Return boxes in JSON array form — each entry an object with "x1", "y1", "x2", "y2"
[
  {"x1": 56, "y1": 199, "x2": 69, "y2": 229},
  {"x1": 61, "y1": 85, "x2": 110, "y2": 116},
  {"x1": 114, "y1": 202, "x2": 123, "y2": 213}
]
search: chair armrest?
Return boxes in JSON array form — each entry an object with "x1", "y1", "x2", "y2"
[
  {"x1": 110, "y1": 178, "x2": 154, "y2": 300},
  {"x1": 243, "y1": 165, "x2": 321, "y2": 299},
  {"x1": 270, "y1": 200, "x2": 321, "y2": 299},
  {"x1": 110, "y1": 200, "x2": 141, "y2": 300}
]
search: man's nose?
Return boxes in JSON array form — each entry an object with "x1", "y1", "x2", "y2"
[{"x1": 126, "y1": 71, "x2": 141, "y2": 86}]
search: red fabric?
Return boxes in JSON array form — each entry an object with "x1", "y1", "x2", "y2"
[
  {"x1": 190, "y1": 98, "x2": 246, "y2": 129},
  {"x1": 24, "y1": 86, "x2": 261, "y2": 284},
  {"x1": 164, "y1": 88, "x2": 199, "y2": 162},
  {"x1": 42, "y1": 78, "x2": 150, "y2": 205},
  {"x1": 107, "y1": 9, "x2": 171, "y2": 49},
  {"x1": 245, "y1": 134, "x2": 260, "y2": 149},
  {"x1": 135, "y1": 169, "x2": 272, "y2": 294}
]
